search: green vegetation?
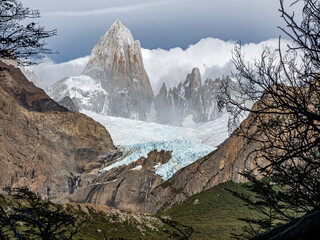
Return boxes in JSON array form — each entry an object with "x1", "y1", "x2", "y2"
[
  {"x1": 0, "y1": 191, "x2": 170, "y2": 240},
  {"x1": 0, "y1": 182, "x2": 265, "y2": 239},
  {"x1": 73, "y1": 207, "x2": 169, "y2": 240},
  {"x1": 163, "y1": 181, "x2": 264, "y2": 240}
]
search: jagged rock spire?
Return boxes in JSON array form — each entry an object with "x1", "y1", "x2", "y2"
[
  {"x1": 82, "y1": 20, "x2": 154, "y2": 120},
  {"x1": 154, "y1": 68, "x2": 225, "y2": 125}
]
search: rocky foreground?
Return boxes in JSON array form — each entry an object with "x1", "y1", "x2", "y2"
[{"x1": 0, "y1": 61, "x2": 116, "y2": 199}]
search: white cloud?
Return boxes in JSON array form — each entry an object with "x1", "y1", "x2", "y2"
[
  {"x1": 27, "y1": 56, "x2": 89, "y2": 88},
  {"x1": 28, "y1": 37, "x2": 291, "y2": 93},
  {"x1": 142, "y1": 38, "x2": 290, "y2": 93}
]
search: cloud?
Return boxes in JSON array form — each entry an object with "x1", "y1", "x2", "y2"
[
  {"x1": 22, "y1": 0, "x2": 286, "y2": 63},
  {"x1": 43, "y1": 0, "x2": 185, "y2": 17},
  {"x1": 142, "y1": 38, "x2": 291, "y2": 93},
  {"x1": 27, "y1": 56, "x2": 89, "y2": 88},
  {"x1": 27, "y1": 37, "x2": 292, "y2": 93}
]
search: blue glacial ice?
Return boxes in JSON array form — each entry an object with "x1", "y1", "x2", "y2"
[{"x1": 102, "y1": 139, "x2": 214, "y2": 180}]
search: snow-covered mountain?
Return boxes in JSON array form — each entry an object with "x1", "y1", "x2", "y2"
[
  {"x1": 49, "y1": 75, "x2": 106, "y2": 112},
  {"x1": 48, "y1": 20, "x2": 229, "y2": 127},
  {"x1": 49, "y1": 20, "x2": 154, "y2": 120},
  {"x1": 154, "y1": 67, "x2": 225, "y2": 125}
]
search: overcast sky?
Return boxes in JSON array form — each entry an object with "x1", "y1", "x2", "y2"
[
  {"x1": 22, "y1": 0, "x2": 287, "y2": 63},
  {"x1": 23, "y1": 0, "x2": 303, "y2": 93}
]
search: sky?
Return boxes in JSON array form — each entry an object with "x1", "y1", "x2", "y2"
[
  {"x1": 23, "y1": 0, "x2": 286, "y2": 63},
  {"x1": 23, "y1": 0, "x2": 302, "y2": 93}
]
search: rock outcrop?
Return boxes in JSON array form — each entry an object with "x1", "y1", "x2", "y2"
[
  {"x1": 154, "y1": 68, "x2": 225, "y2": 125},
  {"x1": 0, "y1": 61, "x2": 117, "y2": 199},
  {"x1": 58, "y1": 96, "x2": 80, "y2": 112},
  {"x1": 143, "y1": 104, "x2": 262, "y2": 213},
  {"x1": 49, "y1": 20, "x2": 154, "y2": 121},
  {"x1": 69, "y1": 150, "x2": 171, "y2": 213}
]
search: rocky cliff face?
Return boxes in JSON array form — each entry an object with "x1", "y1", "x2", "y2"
[
  {"x1": 63, "y1": 104, "x2": 262, "y2": 214},
  {"x1": 48, "y1": 21, "x2": 228, "y2": 125},
  {"x1": 68, "y1": 150, "x2": 171, "y2": 213},
  {"x1": 49, "y1": 20, "x2": 154, "y2": 121},
  {"x1": 154, "y1": 68, "x2": 224, "y2": 125},
  {"x1": 144, "y1": 106, "x2": 263, "y2": 213},
  {"x1": 0, "y1": 61, "x2": 117, "y2": 199}
]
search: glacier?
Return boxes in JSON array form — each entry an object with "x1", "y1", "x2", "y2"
[
  {"x1": 102, "y1": 140, "x2": 214, "y2": 180},
  {"x1": 82, "y1": 110, "x2": 229, "y2": 180}
]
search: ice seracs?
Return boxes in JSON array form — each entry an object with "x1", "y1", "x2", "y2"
[{"x1": 82, "y1": 110, "x2": 230, "y2": 181}]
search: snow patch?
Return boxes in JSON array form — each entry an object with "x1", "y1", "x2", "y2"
[{"x1": 131, "y1": 165, "x2": 142, "y2": 171}]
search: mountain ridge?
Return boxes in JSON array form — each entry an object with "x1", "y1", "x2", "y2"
[
  {"x1": 0, "y1": 61, "x2": 117, "y2": 199},
  {"x1": 48, "y1": 21, "x2": 228, "y2": 126}
]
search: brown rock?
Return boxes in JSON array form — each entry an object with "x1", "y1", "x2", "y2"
[
  {"x1": 69, "y1": 150, "x2": 171, "y2": 213},
  {"x1": 0, "y1": 62, "x2": 117, "y2": 199},
  {"x1": 144, "y1": 106, "x2": 263, "y2": 213}
]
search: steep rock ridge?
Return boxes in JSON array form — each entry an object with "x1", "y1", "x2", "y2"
[
  {"x1": 68, "y1": 150, "x2": 171, "y2": 213},
  {"x1": 50, "y1": 20, "x2": 154, "y2": 121},
  {"x1": 145, "y1": 105, "x2": 263, "y2": 213},
  {"x1": 155, "y1": 68, "x2": 224, "y2": 125},
  {"x1": 154, "y1": 83, "x2": 171, "y2": 123},
  {"x1": 84, "y1": 20, "x2": 154, "y2": 120},
  {"x1": 0, "y1": 62, "x2": 117, "y2": 199}
]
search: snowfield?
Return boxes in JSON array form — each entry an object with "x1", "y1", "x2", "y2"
[{"x1": 82, "y1": 110, "x2": 230, "y2": 180}]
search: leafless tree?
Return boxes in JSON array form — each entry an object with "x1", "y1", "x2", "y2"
[
  {"x1": 219, "y1": 0, "x2": 320, "y2": 236},
  {"x1": 0, "y1": 0, "x2": 56, "y2": 65},
  {"x1": 0, "y1": 188, "x2": 79, "y2": 239}
]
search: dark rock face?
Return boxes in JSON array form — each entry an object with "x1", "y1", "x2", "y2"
[
  {"x1": 58, "y1": 96, "x2": 80, "y2": 112},
  {"x1": 251, "y1": 210, "x2": 320, "y2": 240},
  {"x1": 69, "y1": 150, "x2": 171, "y2": 213},
  {"x1": 0, "y1": 62, "x2": 117, "y2": 200},
  {"x1": 154, "y1": 68, "x2": 224, "y2": 125}
]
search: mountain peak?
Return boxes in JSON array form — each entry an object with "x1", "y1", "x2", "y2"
[
  {"x1": 80, "y1": 21, "x2": 154, "y2": 120},
  {"x1": 106, "y1": 20, "x2": 134, "y2": 46},
  {"x1": 111, "y1": 19, "x2": 125, "y2": 28}
]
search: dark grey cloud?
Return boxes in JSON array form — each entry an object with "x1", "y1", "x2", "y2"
[{"x1": 22, "y1": 0, "x2": 300, "y2": 63}]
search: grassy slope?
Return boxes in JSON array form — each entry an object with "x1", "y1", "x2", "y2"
[
  {"x1": 0, "y1": 195, "x2": 169, "y2": 240},
  {"x1": 74, "y1": 207, "x2": 169, "y2": 240},
  {"x1": 164, "y1": 181, "x2": 261, "y2": 240},
  {"x1": 0, "y1": 181, "x2": 260, "y2": 239}
]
